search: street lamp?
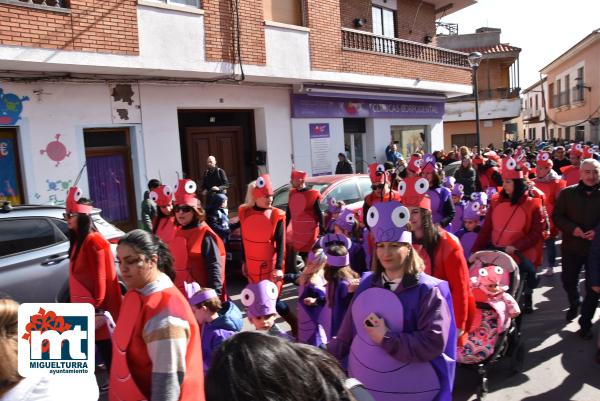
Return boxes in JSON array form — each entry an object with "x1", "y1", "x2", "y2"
[{"x1": 468, "y1": 51, "x2": 483, "y2": 155}]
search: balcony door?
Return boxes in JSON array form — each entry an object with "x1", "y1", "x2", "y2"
[{"x1": 372, "y1": 5, "x2": 396, "y2": 54}]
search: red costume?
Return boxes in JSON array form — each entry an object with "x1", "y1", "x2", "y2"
[
  {"x1": 238, "y1": 174, "x2": 286, "y2": 286},
  {"x1": 401, "y1": 177, "x2": 475, "y2": 344},
  {"x1": 288, "y1": 170, "x2": 321, "y2": 252},
  {"x1": 171, "y1": 179, "x2": 227, "y2": 299},
  {"x1": 150, "y1": 184, "x2": 177, "y2": 245},
  {"x1": 110, "y1": 285, "x2": 204, "y2": 401},
  {"x1": 66, "y1": 186, "x2": 122, "y2": 341},
  {"x1": 534, "y1": 152, "x2": 566, "y2": 237},
  {"x1": 560, "y1": 165, "x2": 580, "y2": 186}
]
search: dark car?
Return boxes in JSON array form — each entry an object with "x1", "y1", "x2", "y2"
[
  {"x1": 227, "y1": 174, "x2": 371, "y2": 273},
  {"x1": 0, "y1": 203, "x2": 125, "y2": 304}
]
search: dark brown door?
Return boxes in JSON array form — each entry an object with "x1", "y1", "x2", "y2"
[
  {"x1": 84, "y1": 128, "x2": 137, "y2": 231},
  {"x1": 186, "y1": 126, "x2": 244, "y2": 211}
]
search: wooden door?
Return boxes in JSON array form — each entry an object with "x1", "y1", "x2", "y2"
[
  {"x1": 186, "y1": 127, "x2": 244, "y2": 211},
  {"x1": 84, "y1": 128, "x2": 137, "y2": 231}
]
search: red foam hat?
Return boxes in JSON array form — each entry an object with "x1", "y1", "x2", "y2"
[
  {"x1": 582, "y1": 145, "x2": 593, "y2": 159},
  {"x1": 368, "y1": 163, "x2": 387, "y2": 184},
  {"x1": 502, "y1": 157, "x2": 523, "y2": 179},
  {"x1": 397, "y1": 177, "x2": 431, "y2": 210},
  {"x1": 173, "y1": 179, "x2": 198, "y2": 207},
  {"x1": 473, "y1": 155, "x2": 485, "y2": 166},
  {"x1": 66, "y1": 186, "x2": 93, "y2": 214},
  {"x1": 252, "y1": 174, "x2": 273, "y2": 199},
  {"x1": 291, "y1": 170, "x2": 307, "y2": 181},
  {"x1": 407, "y1": 154, "x2": 423, "y2": 174},
  {"x1": 569, "y1": 143, "x2": 583, "y2": 157},
  {"x1": 150, "y1": 185, "x2": 174, "y2": 208},
  {"x1": 536, "y1": 151, "x2": 553, "y2": 169}
]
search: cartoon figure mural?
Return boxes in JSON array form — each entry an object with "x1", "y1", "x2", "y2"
[
  {"x1": 0, "y1": 88, "x2": 29, "y2": 125},
  {"x1": 40, "y1": 134, "x2": 71, "y2": 166}
]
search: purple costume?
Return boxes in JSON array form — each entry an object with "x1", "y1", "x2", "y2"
[
  {"x1": 455, "y1": 201, "x2": 482, "y2": 259},
  {"x1": 201, "y1": 301, "x2": 242, "y2": 372},
  {"x1": 427, "y1": 186, "x2": 452, "y2": 225},
  {"x1": 298, "y1": 275, "x2": 329, "y2": 346},
  {"x1": 449, "y1": 201, "x2": 465, "y2": 234},
  {"x1": 329, "y1": 201, "x2": 457, "y2": 401}
]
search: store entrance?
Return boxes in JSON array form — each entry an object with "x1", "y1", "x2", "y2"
[{"x1": 343, "y1": 118, "x2": 366, "y2": 173}]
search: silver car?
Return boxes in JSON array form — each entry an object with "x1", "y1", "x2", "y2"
[{"x1": 0, "y1": 203, "x2": 124, "y2": 304}]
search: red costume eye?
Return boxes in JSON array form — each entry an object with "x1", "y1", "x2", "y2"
[
  {"x1": 149, "y1": 191, "x2": 159, "y2": 202},
  {"x1": 391, "y1": 206, "x2": 410, "y2": 228},
  {"x1": 185, "y1": 181, "x2": 197, "y2": 194},
  {"x1": 74, "y1": 188, "x2": 82, "y2": 201},
  {"x1": 163, "y1": 186, "x2": 173, "y2": 197},
  {"x1": 366, "y1": 206, "x2": 380, "y2": 227},
  {"x1": 240, "y1": 289, "x2": 255, "y2": 306},
  {"x1": 376, "y1": 164, "x2": 385, "y2": 174},
  {"x1": 494, "y1": 266, "x2": 503, "y2": 275},
  {"x1": 414, "y1": 178, "x2": 429, "y2": 194},
  {"x1": 506, "y1": 158, "x2": 517, "y2": 170},
  {"x1": 256, "y1": 177, "x2": 266, "y2": 188},
  {"x1": 398, "y1": 181, "x2": 407, "y2": 196},
  {"x1": 479, "y1": 268, "x2": 488, "y2": 277},
  {"x1": 542, "y1": 153, "x2": 549, "y2": 161},
  {"x1": 415, "y1": 159, "x2": 423, "y2": 168}
]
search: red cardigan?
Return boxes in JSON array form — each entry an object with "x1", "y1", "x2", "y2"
[{"x1": 415, "y1": 228, "x2": 475, "y2": 340}]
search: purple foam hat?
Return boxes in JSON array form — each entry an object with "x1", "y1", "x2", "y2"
[
  {"x1": 470, "y1": 191, "x2": 488, "y2": 206},
  {"x1": 240, "y1": 280, "x2": 279, "y2": 318},
  {"x1": 421, "y1": 153, "x2": 437, "y2": 173},
  {"x1": 485, "y1": 187, "x2": 498, "y2": 202},
  {"x1": 451, "y1": 183, "x2": 464, "y2": 197},
  {"x1": 327, "y1": 197, "x2": 341, "y2": 214},
  {"x1": 365, "y1": 201, "x2": 412, "y2": 244},
  {"x1": 335, "y1": 208, "x2": 357, "y2": 233},
  {"x1": 463, "y1": 201, "x2": 482, "y2": 221},
  {"x1": 320, "y1": 233, "x2": 352, "y2": 267},
  {"x1": 442, "y1": 176, "x2": 456, "y2": 189},
  {"x1": 185, "y1": 281, "x2": 218, "y2": 305}
]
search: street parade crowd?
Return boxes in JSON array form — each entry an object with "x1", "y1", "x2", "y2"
[{"x1": 1, "y1": 140, "x2": 600, "y2": 401}]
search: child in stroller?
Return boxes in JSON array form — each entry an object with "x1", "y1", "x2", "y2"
[{"x1": 457, "y1": 250, "x2": 525, "y2": 398}]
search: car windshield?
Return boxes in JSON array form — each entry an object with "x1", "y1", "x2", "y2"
[{"x1": 272, "y1": 183, "x2": 330, "y2": 210}]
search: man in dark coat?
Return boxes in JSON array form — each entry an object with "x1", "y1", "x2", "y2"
[
  {"x1": 335, "y1": 153, "x2": 353, "y2": 174},
  {"x1": 201, "y1": 156, "x2": 229, "y2": 206}
]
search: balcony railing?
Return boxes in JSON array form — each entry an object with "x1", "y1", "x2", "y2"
[
  {"x1": 450, "y1": 88, "x2": 521, "y2": 102},
  {"x1": 553, "y1": 91, "x2": 571, "y2": 108},
  {"x1": 341, "y1": 28, "x2": 470, "y2": 69},
  {"x1": 572, "y1": 86, "x2": 585, "y2": 103}
]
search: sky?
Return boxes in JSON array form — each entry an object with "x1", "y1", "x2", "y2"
[{"x1": 438, "y1": 0, "x2": 599, "y2": 90}]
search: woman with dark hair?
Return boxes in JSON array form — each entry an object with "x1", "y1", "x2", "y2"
[
  {"x1": 328, "y1": 200, "x2": 456, "y2": 401},
  {"x1": 150, "y1": 184, "x2": 177, "y2": 246},
  {"x1": 472, "y1": 156, "x2": 544, "y2": 313},
  {"x1": 64, "y1": 186, "x2": 122, "y2": 371},
  {"x1": 421, "y1": 154, "x2": 455, "y2": 227},
  {"x1": 399, "y1": 177, "x2": 474, "y2": 346},
  {"x1": 454, "y1": 156, "x2": 477, "y2": 197},
  {"x1": 110, "y1": 229, "x2": 204, "y2": 401},
  {"x1": 206, "y1": 331, "x2": 375, "y2": 401},
  {"x1": 170, "y1": 179, "x2": 227, "y2": 299}
]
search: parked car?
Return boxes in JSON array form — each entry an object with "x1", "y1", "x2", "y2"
[
  {"x1": 227, "y1": 174, "x2": 371, "y2": 273},
  {"x1": 0, "y1": 203, "x2": 125, "y2": 304}
]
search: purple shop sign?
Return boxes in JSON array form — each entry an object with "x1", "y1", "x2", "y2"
[
  {"x1": 310, "y1": 123, "x2": 330, "y2": 138},
  {"x1": 291, "y1": 94, "x2": 445, "y2": 119}
]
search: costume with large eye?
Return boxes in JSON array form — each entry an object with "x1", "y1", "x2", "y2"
[
  {"x1": 458, "y1": 262, "x2": 520, "y2": 364},
  {"x1": 368, "y1": 162, "x2": 388, "y2": 185},
  {"x1": 398, "y1": 176, "x2": 431, "y2": 211},
  {"x1": 367, "y1": 201, "x2": 412, "y2": 244},
  {"x1": 171, "y1": 178, "x2": 227, "y2": 299},
  {"x1": 150, "y1": 185, "x2": 174, "y2": 208},
  {"x1": 288, "y1": 172, "x2": 322, "y2": 253},
  {"x1": 407, "y1": 154, "x2": 423, "y2": 175},
  {"x1": 241, "y1": 280, "x2": 279, "y2": 319},
  {"x1": 364, "y1": 164, "x2": 401, "y2": 226},
  {"x1": 534, "y1": 158, "x2": 566, "y2": 238},
  {"x1": 238, "y1": 174, "x2": 286, "y2": 289},
  {"x1": 110, "y1": 274, "x2": 204, "y2": 400},
  {"x1": 448, "y1": 183, "x2": 466, "y2": 234},
  {"x1": 151, "y1": 185, "x2": 177, "y2": 244},
  {"x1": 582, "y1": 145, "x2": 593, "y2": 159},
  {"x1": 66, "y1": 186, "x2": 93, "y2": 214},
  {"x1": 174, "y1": 179, "x2": 198, "y2": 207},
  {"x1": 443, "y1": 176, "x2": 456, "y2": 189},
  {"x1": 454, "y1": 201, "x2": 482, "y2": 260},
  {"x1": 425, "y1": 177, "x2": 454, "y2": 227},
  {"x1": 297, "y1": 264, "x2": 329, "y2": 347},
  {"x1": 476, "y1": 155, "x2": 502, "y2": 191},
  {"x1": 536, "y1": 151, "x2": 553, "y2": 170},
  {"x1": 421, "y1": 153, "x2": 437, "y2": 174},
  {"x1": 501, "y1": 157, "x2": 523, "y2": 180},
  {"x1": 291, "y1": 169, "x2": 307, "y2": 182}
]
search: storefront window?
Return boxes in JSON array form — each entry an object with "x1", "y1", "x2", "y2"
[{"x1": 390, "y1": 125, "x2": 427, "y2": 157}]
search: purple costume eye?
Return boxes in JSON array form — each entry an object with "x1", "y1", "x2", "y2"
[
  {"x1": 240, "y1": 288, "x2": 255, "y2": 306},
  {"x1": 368, "y1": 201, "x2": 412, "y2": 244}
]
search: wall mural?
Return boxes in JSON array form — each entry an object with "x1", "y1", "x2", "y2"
[
  {"x1": 33, "y1": 179, "x2": 73, "y2": 206},
  {"x1": 0, "y1": 88, "x2": 29, "y2": 125},
  {"x1": 40, "y1": 133, "x2": 71, "y2": 166}
]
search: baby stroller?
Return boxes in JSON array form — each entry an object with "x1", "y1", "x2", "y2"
[{"x1": 457, "y1": 250, "x2": 526, "y2": 400}]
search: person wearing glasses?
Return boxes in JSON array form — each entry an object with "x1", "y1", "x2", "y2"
[
  {"x1": 362, "y1": 163, "x2": 401, "y2": 229},
  {"x1": 64, "y1": 186, "x2": 122, "y2": 372},
  {"x1": 170, "y1": 179, "x2": 227, "y2": 300}
]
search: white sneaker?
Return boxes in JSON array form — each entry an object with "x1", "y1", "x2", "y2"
[{"x1": 544, "y1": 266, "x2": 554, "y2": 276}]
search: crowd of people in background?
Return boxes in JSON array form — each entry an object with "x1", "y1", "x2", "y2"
[{"x1": 1, "y1": 138, "x2": 600, "y2": 401}]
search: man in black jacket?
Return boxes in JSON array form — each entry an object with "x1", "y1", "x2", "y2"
[
  {"x1": 335, "y1": 153, "x2": 353, "y2": 174},
  {"x1": 201, "y1": 155, "x2": 229, "y2": 206},
  {"x1": 553, "y1": 159, "x2": 600, "y2": 339}
]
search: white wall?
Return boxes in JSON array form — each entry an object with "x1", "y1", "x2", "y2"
[
  {"x1": 264, "y1": 25, "x2": 311, "y2": 78},
  {"x1": 291, "y1": 119, "x2": 345, "y2": 176},
  {"x1": 445, "y1": 98, "x2": 522, "y2": 121},
  {"x1": 368, "y1": 118, "x2": 443, "y2": 161}
]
